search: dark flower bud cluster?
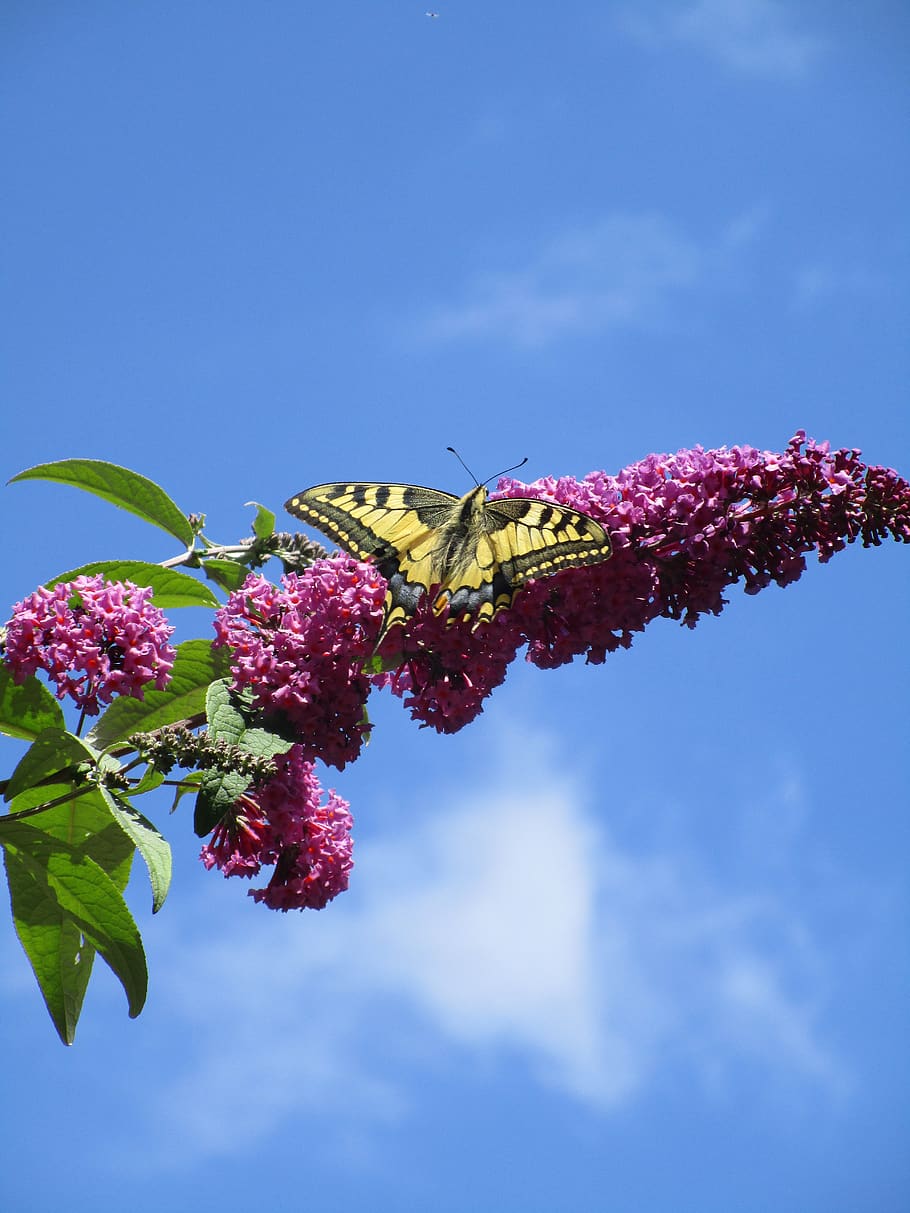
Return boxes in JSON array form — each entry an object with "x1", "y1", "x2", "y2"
[
  {"x1": 130, "y1": 726, "x2": 280, "y2": 782},
  {"x1": 274, "y1": 530, "x2": 330, "y2": 573}
]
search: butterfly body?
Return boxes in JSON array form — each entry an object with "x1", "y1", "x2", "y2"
[{"x1": 285, "y1": 480, "x2": 612, "y2": 646}]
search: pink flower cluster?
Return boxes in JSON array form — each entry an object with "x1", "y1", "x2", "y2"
[
  {"x1": 376, "y1": 605, "x2": 523, "y2": 733},
  {"x1": 200, "y1": 745, "x2": 353, "y2": 911},
  {"x1": 212, "y1": 556, "x2": 385, "y2": 767},
  {"x1": 379, "y1": 432, "x2": 910, "y2": 726},
  {"x1": 503, "y1": 431, "x2": 910, "y2": 668},
  {"x1": 3, "y1": 575, "x2": 175, "y2": 715}
]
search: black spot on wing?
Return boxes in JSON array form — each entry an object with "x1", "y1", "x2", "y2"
[
  {"x1": 370, "y1": 546, "x2": 407, "y2": 581},
  {"x1": 402, "y1": 489, "x2": 461, "y2": 530},
  {"x1": 443, "y1": 568, "x2": 514, "y2": 620},
  {"x1": 385, "y1": 566, "x2": 428, "y2": 616}
]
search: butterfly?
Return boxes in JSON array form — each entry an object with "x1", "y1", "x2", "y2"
[{"x1": 285, "y1": 476, "x2": 612, "y2": 648}]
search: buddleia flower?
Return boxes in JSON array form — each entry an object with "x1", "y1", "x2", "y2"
[
  {"x1": 200, "y1": 745, "x2": 354, "y2": 911},
  {"x1": 212, "y1": 555, "x2": 385, "y2": 767},
  {"x1": 3, "y1": 575, "x2": 175, "y2": 716}
]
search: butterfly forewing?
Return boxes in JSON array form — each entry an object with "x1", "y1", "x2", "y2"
[{"x1": 285, "y1": 483, "x2": 458, "y2": 562}]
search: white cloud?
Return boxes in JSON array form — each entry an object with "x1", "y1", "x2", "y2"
[
  {"x1": 719, "y1": 202, "x2": 772, "y2": 250},
  {"x1": 413, "y1": 207, "x2": 769, "y2": 349},
  {"x1": 792, "y1": 261, "x2": 883, "y2": 310},
  {"x1": 418, "y1": 213, "x2": 701, "y2": 348},
  {"x1": 621, "y1": 0, "x2": 824, "y2": 78},
  {"x1": 138, "y1": 723, "x2": 847, "y2": 1165},
  {"x1": 360, "y1": 778, "x2": 639, "y2": 1104}
]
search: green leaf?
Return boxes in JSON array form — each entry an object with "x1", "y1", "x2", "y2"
[
  {"x1": 241, "y1": 726, "x2": 296, "y2": 762},
  {"x1": 361, "y1": 653, "x2": 386, "y2": 676},
  {"x1": 364, "y1": 647, "x2": 404, "y2": 675},
  {"x1": 192, "y1": 680, "x2": 293, "y2": 836},
  {"x1": 10, "y1": 459, "x2": 194, "y2": 546},
  {"x1": 195, "y1": 768, "x2": 249, "y2": 837},
  {"x1": 171, "y1": 770, "x2": 203, "y2": 814},
  {"x1": 202, "y1": 558, "x2": 250, "y2": 593},
  {"x1": 4, "y1": 728, "x2": 97, "y2": 803},
  {"x1": 3, "y1": 783, "x2": 134, "y2": 892},
  {"x1": 247, "y1": 501, "x2": 276, "y2": 542},
  {"x1": 47, "y1": 560, "x2": 219, "y2": 609},
  {"x1": 4, "y1": 780, "x2": 78, "y2": 818},
  {"x1": 1, "y1": 859, "x2": 95, "y2": 1048},
  {"x1": 1, "y1": 820, "x2": 147, "y2": 1043},
  {"x1": 359, "y1": 700, "x2": 372, "y2": 747},
  {"x1": 86, "y1": 639, "x2": 231, "y2": 748},
  {"x1": 131, "y1": 766, "x2": 165, "y2": 796},
  {"x1": 0, "y1": 667, "x2": 65, "y2": 741},
  {"x1": 205, "y1": 677, "x2": 245, "y2": 742},
  {"x1": 194, "y1": 679, "x2": 248, "y2": 834},
  {"x1": 103, "y1": 790, "x2": 172, "y2": 913}
]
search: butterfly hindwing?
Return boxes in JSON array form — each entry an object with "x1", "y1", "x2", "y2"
[
  {"x1": 442, "y1": 496, "x2": 613, "y2": 625},
  {"x1": 285, "y1": 480, "x2": 612, "y2": 643}
]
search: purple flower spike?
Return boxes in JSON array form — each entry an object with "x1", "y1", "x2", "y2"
[{"x1": 381, "y1": 432, "x2": 910, "y2": 728}]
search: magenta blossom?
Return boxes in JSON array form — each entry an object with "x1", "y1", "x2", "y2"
[
  {"x1": 375, "y1": 432, "x2": 909, "y2": 727},
  {"x1": 500, "y1": 431, "x2": 910, "y2": 668},
  {"x1": 3, "y1": 575, "x2": 175, "y2": 716},
  {"x1": 212, "y1": 556, "x2": 385, "y2": 767},
  {"x1": 200, "y1": 745, "x2": 354, "y2": 911},
  {"x1": 376, "y1": 603, "x2": 524, "y2": 733}
]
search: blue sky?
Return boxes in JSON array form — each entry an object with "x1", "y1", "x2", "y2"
[{"x1": 1, "y1": 3, "x2": 908, "y2": 1210}]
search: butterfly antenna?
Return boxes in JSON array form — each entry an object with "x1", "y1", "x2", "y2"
[
  {"x1": 447, "y1": 448, "x2": 529, "y2": 489},
  {"x1": 484, "y1": 456, "x2": 528, "y2": 488},
  {"x1": 447, "y1": 447, "x2": 481, "y2": 487}
]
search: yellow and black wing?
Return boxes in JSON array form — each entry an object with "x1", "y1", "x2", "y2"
[
  {"x1": 285, "y1": 481, "x2": 612, "y2": 643},
  {"x1": 285, "y1": 482, "x2": 462, "y2": 638},
  {"x1": 285, "y1": 482, "x2": 457, "y2": 562}
]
